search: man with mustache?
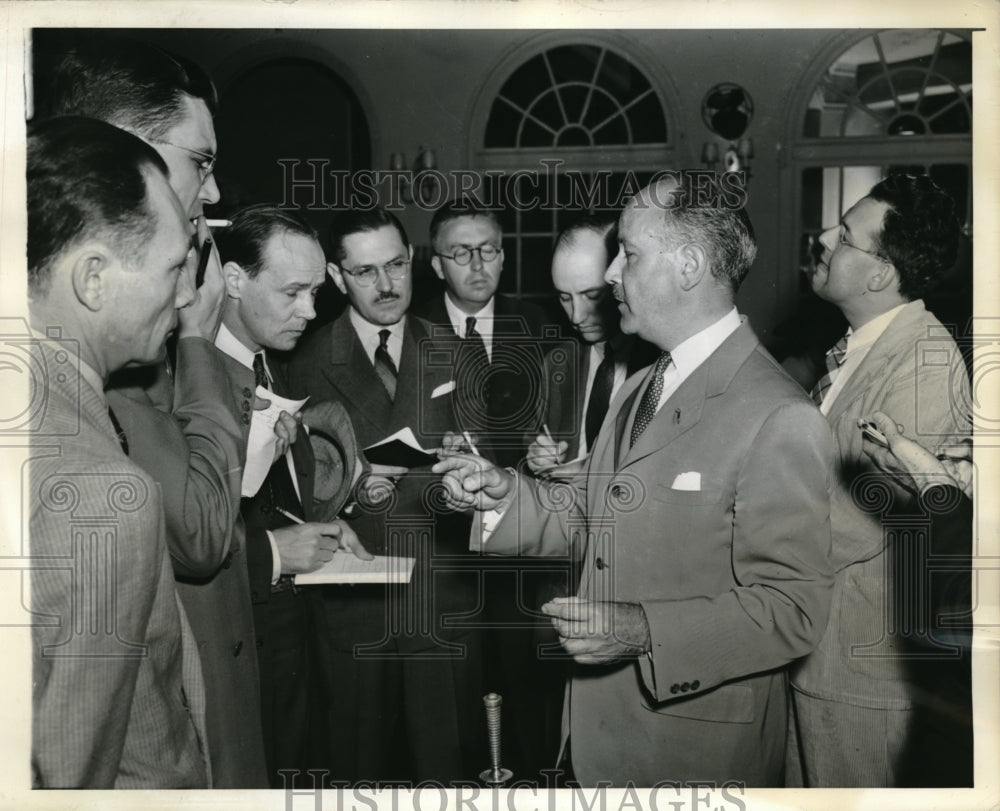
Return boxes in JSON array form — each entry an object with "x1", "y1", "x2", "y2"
[
  {"x1": 433, "y1": 175, "x2": 835, "y2": 786},
  {"x1": 789, "y1": 174, "x2": 971, "y2": 786},
  {"x1": 286, "y1": 207, "x2": 483, "y2": 783}
]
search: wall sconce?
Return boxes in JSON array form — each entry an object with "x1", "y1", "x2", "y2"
[
  {"x1": 389, "y1": 146, "x2": 440, "y2": 206},
  {"x1": 700, "y1": 83, "x2": 755, "y2": 178}
]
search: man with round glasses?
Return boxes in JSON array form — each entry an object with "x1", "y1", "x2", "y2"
[{"x1": 286, "y1": 207, "x2": 483, "y2": 783}]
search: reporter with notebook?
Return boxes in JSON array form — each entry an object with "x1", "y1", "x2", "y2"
[
  {"x1": 286, "y1": 207, "x2": 484, "y2": 784},
  {"x1": 213, "y1": 205, "x2": 369, "y2": 786}
]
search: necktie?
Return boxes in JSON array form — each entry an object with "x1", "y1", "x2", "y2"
[
  {"x1": 464, "y1": 317, "x2": 490, "y2": 375},
  {"x1": 630, "y1": 352, "x2": 672, "y2": 448},
  {"x1": 811, "y1": 334, "x2": 849, "y2": 406},
  {"x1": 107, "y1": 406, "x2": 129, "y2": 455},
  {"x1": 585, "y1": 343, "x2": 615, "y2": 450},
  {"x1": 374, "y1": 329, "x2": 398, "y2": 401},
  {"x1": 458, "y1": 317, "x2": 491, "y2": 428},
  {"x1": 250, "y1": 351, "x2": 303, "y2": 523}
]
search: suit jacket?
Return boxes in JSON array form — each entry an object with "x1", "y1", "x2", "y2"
[
  {"x1": 486, "y1": 320, "x2": 835, "y2": 786},
  {"x1": 534, "y1": 333, "x2": 658, "y2": 461},
  {"x1": 286, "y1": 312, "x2": 477, "y2": 651},
  {"x1": 107, "y1": 338, "x2": 267, "y2": 788},
  {"x1": 31, "y1": 343, "x2": 209, "y2": 788},
  {"x1": 791, "y1": 300, "x2": 971, "y2": 710},
  {"x1": 414, "y1": 293, "x2": 549, "y2": 467},
  {"x1": 216, "y1": 351, "x2": 317, "y2": 607}
]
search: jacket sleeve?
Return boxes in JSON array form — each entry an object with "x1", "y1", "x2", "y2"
[{"x1": 166, "y1": 337, "x2": 246, "y2": 576}]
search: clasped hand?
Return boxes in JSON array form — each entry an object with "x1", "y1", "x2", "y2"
[
  {"x1": 542, "y1": 596, "x2": 651, "y2": 664},
  {"x1": 432, "y1": 432, "x2": 516, "y2": 511}
]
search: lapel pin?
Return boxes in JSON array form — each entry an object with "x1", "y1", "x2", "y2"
[{"x1": 674, "y1": 409, "x2": 681, "y2": 424}]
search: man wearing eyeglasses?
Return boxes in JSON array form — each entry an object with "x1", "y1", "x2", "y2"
[
  {"x1": 789, "y1": 174, "x2": 972, "y2": 787},
  {"x1": 414, "y1": 201, "x2": 552, "y2": 780},
  {"x1": 286, "y1": 208, "x2": 483, "y2": 783},
  {"x1": 33, "y1": 32, "x2": 269, "y2": 787}
]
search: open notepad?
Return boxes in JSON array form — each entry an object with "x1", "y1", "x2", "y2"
[{"x1": 294, "y1": 552, "x2": 416, "y2": 585}]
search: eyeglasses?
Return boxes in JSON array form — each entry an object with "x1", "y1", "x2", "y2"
[
  {"x1": 837, "y1": 228, "x2": 885, "y2": 261},
  {"x1": 339, "y1": 257, "x2": 410, "y2": 287},
  {"x1": 151, "y1": 140, "x2": 217, "y2": 182},
  {"x1": 436, "y1": 244, "x2": 501, "y2": 266}
]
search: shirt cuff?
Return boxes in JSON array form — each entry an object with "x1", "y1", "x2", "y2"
[{"x1": 266, "y1": 530, "x2": 282, "y2": 584}]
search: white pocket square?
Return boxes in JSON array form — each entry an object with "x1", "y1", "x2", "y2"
[
  {"x1": 431, "y1": 380, "x2": 456, "y2": 398},
  {"x1": 671, "y1": 471, "x2": 701, "y2": 491}
]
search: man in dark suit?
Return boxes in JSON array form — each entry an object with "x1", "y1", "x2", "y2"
[
  {"x1": 286, "y1": 208, "x2": 483, "y2": 783},
  {"x1": 214, "y1": 205, "x2": 369, "y2": 786},
  {"x1": 29, "y1": 117, "x2": 209, "y2": 787},
  {"x1": 34, "y1": 34, "x2": 268, "y2": 787},
  {"x1": 435, "y1": 175, "x2": 835, "y2": 786},
  {"x1": 526, "y1": 215, "x2": 657, "y2": 476}
]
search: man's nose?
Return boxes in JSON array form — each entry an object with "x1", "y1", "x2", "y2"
[
  {"x1": 200, "y1": 173, "x2": 221, "y2": 206},
  {"x1": 375, "y1": 267, "x2": 394, "y2": 293},
  {"x1": 569, "y1": 298, "x2": 586, "y2": 325},
  {"x1": 818, "y1": 226, "x2": 837, "y2": 254},
  {"x1": 298, "y1": 294, "x2": 317, "y2": 321},
  {"x1": 605, "y1": 249, "x2": 624, "y2": 284},
  {"x1": 469, "y1": 249, "x2": 485, "y2": 272}
]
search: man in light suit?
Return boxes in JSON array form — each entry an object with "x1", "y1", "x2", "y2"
[
  {"x1": 28, "y1": 117, "x2": 209, "y2": 787},
  {"x1": 287, "y1": 207, "x2": 483, "y2": 783},
  {"x1": 35, "y1": 33, "x2": 269, "y2": 787},
  {"x1": 214, "y1": 205, "x2": 368, "y2": 786},
  {"x1": 435, "y1": 175, "x2": 836, "y2": 786},
  {"x1": 789, "y1": 174, "x2": 971, "y2": 786}
]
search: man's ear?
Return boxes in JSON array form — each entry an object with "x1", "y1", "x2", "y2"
[
  {"x1": 70, "y1": 248, "x2": 112, "y2": 312},
  {"x1": 223, "y1": 260, "x2": 245, "y2": 298},
  {"x1": 676, "y1": 243, "x2": 709, "y2": 291},
  {"x1": 867, "y1": 260, "x2": 898, "y2": 294},
  {"x1": 327, "y1": 261, "x2": 348, "y2": 296},
  {"x1": 430, "y1": 254, "x2": 444, "y2": 280}
]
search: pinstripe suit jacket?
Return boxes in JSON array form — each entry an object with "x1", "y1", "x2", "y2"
[
  {"x1": 30, "y1": 342, "x2": 209, "y2": 788},
  {"x1": 790, "y1": 300, "x2": 971, "y2": 710}
]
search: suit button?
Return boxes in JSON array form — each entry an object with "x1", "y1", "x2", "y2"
[
  {"x1": 233, "y1": 641, "x2": 243, "y2": 657},
  {"x1": 680, "y1": 682, "x2": 690, "y2": 692},
  {"x1": 242, "y1": 400, "x2": 251, "y2": 412},
  {"x1": 611, "y1": 485, "x2": 623, "y2": 499},
  {"x1": 670, "y1": 684, "x2": 679, "y2": 694},
  {"x1": 691, "y1": 680, "x2": 700, "y2": 690},
  {"x1": 222, "y1": 552, "x2": 233, "y2": 569},
  {"x1": 243, "y1": 387, "x2": 252, "y2": 398},
  {"x1": 256, "y1": 638, "x2": 263, "y2": 649},
  {"x1": 242, "y1": 413, "x2": 251, "y2": 425},
  {"x1": 595, "y1": 557, "x2": 606, "y2": 570}
]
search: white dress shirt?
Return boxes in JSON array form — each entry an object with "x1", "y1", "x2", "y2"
[
  {"x1": 444, "y1": 294, "x2": 496, "y2": 362},
  {"x1": 819, "y1": 303, "x2": 907, "y2": 416},
  {"x1": 349, "y1": 307, "x2": 405, "y2": 369}
]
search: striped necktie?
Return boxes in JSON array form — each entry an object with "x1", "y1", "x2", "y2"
[
  {"x1": 585, "y1": 343, "x2": 615, "y2": 450},
  {"x1": 374, "y1": 328, "x2": 398, "y2": 400},
  {"x1": 630, "y1": 352, "x2": 672, "y2": 448},
  {"x1": 811, "y1": 334, "x2": 849, "y2": 407}
]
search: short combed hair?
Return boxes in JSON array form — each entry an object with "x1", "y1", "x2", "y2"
[
  {"x1": 27, "y1": 116, "x2": 167, "y2": 297},
  {"x1": 429, "y1": 199, "x2": 502, "y2": 249},
  {"x1": 554, "y1": 214, "x2": 618, "y2": 266},
  {"x1": 33, "y1": 31, "x2": 217, "y2": 141},
  {"x1": 328, "y1": 207, "x2": 409, "y2": 265},
  {"x1": 646, "y1": 177, "x2": 757, "y2": 292},
  {"x1": 868, "y1": 173, "x2": 960, "y2": 300},
  {"x1": 214, "y1": 205, "x2": 319, "y2": 279}
]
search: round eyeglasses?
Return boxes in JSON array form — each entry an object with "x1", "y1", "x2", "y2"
[
  {"x1": 436, "y1": 244, "x2": 501, "y2": 266},
  {"x1": 151, "y1": 139, "x2": 217, "y2": 182},
  {"x1": 339, "y1": 257, "x2": 410, "y2": 287}
]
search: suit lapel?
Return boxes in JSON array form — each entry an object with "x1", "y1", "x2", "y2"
[
  {"x1": 390, "y1": 317, "x2": 422, "y2": 428},
  {"x1": 320, "y1": 313, "x2": 393, "y2": 437}
]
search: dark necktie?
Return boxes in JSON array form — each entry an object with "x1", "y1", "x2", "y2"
[
  {"x1": 584, "y1": 343, "x2": 615, "y2": 450},
  {"x1": 630, "y1": 352, "x2": 672, "y2": 448},
  {"x1": 374, "y1": 329, "x2": 398, "y2": 401},
  {"x1": 107, "y1": 406, "x2": 129, "y2": 455},
  {"x1": 459, "y1": 316, "x2": 492, "y2": 430},
  {"x1": 250, "y1": 351, "x2": 303, "y2": 523},
  {"x1": 811, "y1": 333, "x2": 849, "y2": 407}
]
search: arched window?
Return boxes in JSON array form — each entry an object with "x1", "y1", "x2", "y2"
[
  {"x1": 472, "y1": 38, "x2": 674, "y2": 304},
  {"x1": 778, "y1": 29, "x2": 972, "y2": 366}
]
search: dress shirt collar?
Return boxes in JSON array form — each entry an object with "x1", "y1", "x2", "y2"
[
  {"x1": 349, "y1": 307, "x2": 406, "y2": 365},
  {"x1": 667, "y1": 307, "x2": 742, "y2": 381},
  {"x1": 215, "y1": 322, "x2": 259, "y2": 371},
  {"x1": 844, "y1": 303, "x2": 907, "y2": 356},
  {"x1": 444, "y1": 293, "x2": 495, "y2": 340}
]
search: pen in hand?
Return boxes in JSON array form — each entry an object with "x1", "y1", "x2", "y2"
[{"x1": 462, "y1": 430, "x2": 480, "y2": 456}]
